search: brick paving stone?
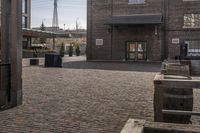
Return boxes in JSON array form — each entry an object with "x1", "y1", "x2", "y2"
[{"x1": 0, "y1": 56, "x2": 199, "y2": 133}]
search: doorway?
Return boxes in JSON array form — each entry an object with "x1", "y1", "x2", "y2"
[{"x1": 126, "y1": 41, "x2": 147, "y2": 61}]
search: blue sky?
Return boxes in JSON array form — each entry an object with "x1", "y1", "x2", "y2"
[{"x1": 32, "y1": 0, "x2": 87, "y2": 29}]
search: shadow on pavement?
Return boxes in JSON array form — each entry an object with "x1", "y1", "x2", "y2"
[{"x1": 62, "y1": 60, "x2": 161, "y2": 72}]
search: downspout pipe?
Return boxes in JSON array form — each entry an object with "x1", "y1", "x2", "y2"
[
  {"x1": 110, "y1": 0, "x2": 113, "y2": 60},
  {"x1": 162, "y1": 0, "x2": 168, "y2": 61}
]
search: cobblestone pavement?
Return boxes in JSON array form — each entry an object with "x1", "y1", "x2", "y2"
[{"x1": 0, "y1": 56, "x2": 200, "y2": 133}]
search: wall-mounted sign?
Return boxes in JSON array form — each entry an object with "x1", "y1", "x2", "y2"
[
  {"x1": 172, "y1": 38, "x2": 180, "y2": 44},
  {"x1": 96, "y1": 39, "x2": 103, "y2": 46}
]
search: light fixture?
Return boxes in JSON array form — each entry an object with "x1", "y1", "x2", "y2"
[{"x1": 155, "y1": 25, "x2": 158, "y2": 35}]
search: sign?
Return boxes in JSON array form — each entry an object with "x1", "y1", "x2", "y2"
[
  {"x1": 172, "y1": 38, "x2": 180, "y2": 44},
  {"x1": 96, "y1": 39, "x2": 103, "y2": 46}
]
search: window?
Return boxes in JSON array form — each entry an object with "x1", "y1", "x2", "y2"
[
  {"x1": 184, "y1": 14, "x2": 200, "y2": 28},
  {"x1": 129, "y1": 0, "x2": 145, "y2": 4},
  {"x1": 22, "y1": 16, "x2": 27, "y2": 28},
  {"x1": 22, "y1": 0, "x2": 28, "y2": 13},
  {"x1": 126, "y1": 41, "x2": 147, "y2": 60},
  {"x1": 185, "y1": 40, "x2": 200, "y2": 56}
]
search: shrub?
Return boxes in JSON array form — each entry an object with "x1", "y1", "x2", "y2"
[
  {"x1": 68, "y1": 44, "x2": 73, "y2": 57},
  {"x1": 60, "y1": 43, "x2": 65, "y2": 57},
  {"x1": 75, "y1": 45, "x2": 81, "y2": 56}
]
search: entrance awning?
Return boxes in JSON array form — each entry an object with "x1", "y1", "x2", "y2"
[{"x1": 105, "y1": 14, "x2": 162, "y2": 25}]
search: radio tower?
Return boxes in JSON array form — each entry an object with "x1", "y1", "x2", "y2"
[{"x1": 52, "y1": 0, "x2": 59, "y2": 29}]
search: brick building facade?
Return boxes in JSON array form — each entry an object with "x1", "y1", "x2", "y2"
[{"x1": 87, "y1": 0, "x2": 200, "y2": 61}]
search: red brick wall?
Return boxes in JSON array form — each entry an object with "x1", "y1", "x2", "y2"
[{"x1": 87, "y1": 0, "x2": 200, "y2": 61}]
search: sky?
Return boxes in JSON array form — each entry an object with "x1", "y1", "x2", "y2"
[{"x1": 31, "y1": 0, "x2": 87, "y2": 29}]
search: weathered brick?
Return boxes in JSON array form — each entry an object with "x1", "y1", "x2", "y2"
[{"x1": 87, "y1": 0, "x2": 200, "y2": 61}]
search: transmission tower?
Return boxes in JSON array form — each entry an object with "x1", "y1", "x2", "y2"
[{"x1": 52, "y1": 0, "x2": 59, "y2": 28}]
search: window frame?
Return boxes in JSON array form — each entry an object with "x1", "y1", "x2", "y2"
[
  {"x1": 183, "y1": 13, "x2": 200, "y2": 29},
  {"x1": 185, "y1": 40, "x2": 200, "y2": 57},
  {"x1": 22, "y1": 16, "x2": 28, "y2": 28}
]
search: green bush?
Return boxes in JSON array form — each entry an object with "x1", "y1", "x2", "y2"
[
  {"x1": 68, "y1": 44, "x2": 73, "y2": 57},
  {"x1": 60, "y1": 43, "x2": 65, "y2": 57},
  {"x1": 75, "y1": 45, "x2": 81, "y2": 56}
]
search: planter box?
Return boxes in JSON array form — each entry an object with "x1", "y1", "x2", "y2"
[
  {"x1": 45, "y1": 54, "x2": 62, "y2": 67},
  {"x1": 30, "y1": 59, "x2": 39, "y2": 66}
]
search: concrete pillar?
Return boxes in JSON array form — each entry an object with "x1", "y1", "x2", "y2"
[{"x1": 0, "y1": 0, "x2": 22, "y2": 108}]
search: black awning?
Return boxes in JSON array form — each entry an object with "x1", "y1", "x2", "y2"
[{"x1": 105, "y1": 14, "x2": 162, "y2": 25}]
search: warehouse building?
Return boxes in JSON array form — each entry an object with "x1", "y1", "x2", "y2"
[{"x1": 87, "y1": 0, "x2": 200, "y2": 61}]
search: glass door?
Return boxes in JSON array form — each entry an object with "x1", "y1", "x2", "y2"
[
  {"x1": 127, "y1": 42, "x2": 137, "y2": 60},
  {"x1": 126, "y1": 41, "x2": 147, "y2": 61}
]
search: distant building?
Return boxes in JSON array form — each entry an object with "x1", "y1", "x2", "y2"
[
  {"x1": 87, "y1": 0, "x2": 200, "y2": 61},
  {"x1": 0, "y1": 0, "x2": 31, "y2": 28},
  {"x1": 22, "y1": 0, "x2": 31, "y2": 29},
  {"x1": 22, "y1": 0, "x2": 32, "y2": 48},
  {"x1": 32, "y1": 26, "x2": 60, "y2": 32},
  {"x1": 32, "y1": 26, "x2": 59, "y2": 32},
  {"x1": 0, "y1": 0, "x2": 32, "y2": 48},
  {"x1": 32, "y1": 27, "x2": 87, "y2": 38}
]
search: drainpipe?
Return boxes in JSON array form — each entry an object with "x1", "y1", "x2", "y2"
[
  {"x1": 163, "y1": 0, "x2": 168, "y2": 60},
  {"x1": 110, "y1": 0, "x2": 113, "y2": 60},
  {"x1": 86, "y1": 0, "x2": 93, "y2": 60}
]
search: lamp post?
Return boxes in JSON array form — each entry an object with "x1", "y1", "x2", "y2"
[{"x1": 64, "y1": 24, "x2": 66, "y2": 30}]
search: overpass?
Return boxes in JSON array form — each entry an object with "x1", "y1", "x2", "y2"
[
  {"x1": 22, "y1": 28, "x2": 71, "y2": 49},
  {"x1": 23, "y1": 28, "x2": 71, "y2": 38}
]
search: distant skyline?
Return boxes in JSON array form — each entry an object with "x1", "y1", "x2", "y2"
[{"x1": 31, "y1": 0, "x2": 87, "y2": 29}]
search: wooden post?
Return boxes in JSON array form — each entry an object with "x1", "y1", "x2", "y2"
[
  {"x1": 154, "y1": 86, "x2": 164, "y2": 122},
  {"x1": 0, "y1": 0, "x2": 12, "y2": 106},
  {"x1": 0, "y1": 0, "x2": 22, "y2": 107}
]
